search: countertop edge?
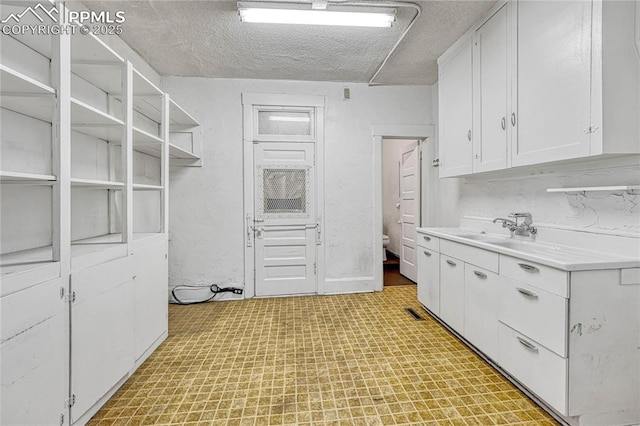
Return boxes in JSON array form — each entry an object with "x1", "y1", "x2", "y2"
[{"x1": 416, "y1": 227, "x2": 640, "y2": 272}]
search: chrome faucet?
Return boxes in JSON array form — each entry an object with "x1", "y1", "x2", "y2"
[{"x1": 493, "y1": 213, "x2": 537, "y2": 237}]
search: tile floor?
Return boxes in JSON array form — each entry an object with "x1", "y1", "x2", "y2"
[{"x1": 89, "y1": 286, "x2": 558, "y2": 425}]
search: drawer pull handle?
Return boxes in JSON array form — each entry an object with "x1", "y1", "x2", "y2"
[
  {"x1": 423, "y1": 235, "x2": 431, "y2": 242},
  {"x1": 473, "y1": 271, "x2": 487, "y2": 279},
  {"x1": 518, "y1": 263, "x2": 539, "y2": 273},
  {"x1": 516, "y1": 287, "x2": 539, "y2": 299},
  {"x1": 446, "y1": 260, "x2": 457, "y2": 267},
  {"x1": 517, "y1": 336, "x2": 539, "y2": 352},
  {"x1": 423, "y1": 250, "x2": 432, "y2": 257}
]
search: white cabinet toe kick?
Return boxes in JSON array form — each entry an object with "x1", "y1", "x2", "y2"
[{"x1": 416, "y1": 228, "x2": 640, "y2": 426}]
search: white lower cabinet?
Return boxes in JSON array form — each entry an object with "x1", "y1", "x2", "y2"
[
  {"x1": 439, "y1": 255, "x2": 465, "y2": 334},
  {"x1": 0, "y1": 278, "x2": 68, "y2": 426},
  {"x1": 416, "y1": 230, "x2": 640, "y2": 425},
  {"x1": 417, "y1": 247, "x2": 440, "y2": 315},
  {"x1": 70, "y1": 256, "x2": 135, "y2": 424},
  {"x1": 498, "y1": 323, "x2": 568, "y2": 413},
  {"x1": 133, "y1": 239, "x2": 169, "y2": 362},
  {"x1": 463, "y1": 265, "x2": 499, "y2": 360}
]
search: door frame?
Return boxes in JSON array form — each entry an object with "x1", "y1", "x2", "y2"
[
  {"x1": 372, "y1": 125, "x2": 434, "y2": 291},
  {"x1": 242, "y1": 93, "x2": 326, "y2": 298}
]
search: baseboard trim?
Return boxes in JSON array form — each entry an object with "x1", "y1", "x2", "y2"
[{"x1": 324, "y1": 276, "x2": 375, "y2": 294}]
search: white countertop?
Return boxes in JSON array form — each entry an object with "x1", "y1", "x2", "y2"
[{"x1": 417, "y1": 227, "x2": 640, "y2": 271}]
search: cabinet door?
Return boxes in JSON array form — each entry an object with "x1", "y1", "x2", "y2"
[
  {"x1": 512, "y1": 0, "x2": 592, "y2": 166},
  {"x1": 71, "y1": 256, "x2": 134, "y2": 423},
  {"x1": 417, "y1": 248, "x2": 440, "y2": 315},
  {"x1": 134, "y1": 239, "x2": 168, "y2": 361},
  {"x1": 473, "y1": 4, "x2": 510, "y2": 173},
  {"x1": 439, "y1": 37, "x2": 473, "y2": 177},
  {"x1": 1, "y1": 278, "x2": 68, "y2": 426},
  {"x1": 439, "y1": 255, "x2": 465, "y2": 334},
  {"x1": 464, "y1": 265, "x2": 499, "y2": 360}
]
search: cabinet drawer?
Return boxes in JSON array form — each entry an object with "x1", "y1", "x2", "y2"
[
  {"x1": 499, "y1": 255, "x2": 568, "y2": 297},
  {"x1": 498, "y1": 323, "x2": 568, "y2": 415},
  {"x1": 417, "y1": 232, "x2": 439, "y2": 252},
  {"x1": 500, "y1": 278, "x2": 567, "y2": 357},
  {"x1": 440, "y1": 239, "x2": 499, "y2": 273}
]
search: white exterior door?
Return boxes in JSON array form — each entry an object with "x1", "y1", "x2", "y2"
[
  {"x1": 399, "y1": 142, "x2": 419, "y2": 282},
  {"x1": 253, "y1": 142, "x2": 317, "y2": 297}
]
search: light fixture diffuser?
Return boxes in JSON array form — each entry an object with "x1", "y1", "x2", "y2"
[{"x1": 238, "y1": 2, "x2": 396, "y2": 28}]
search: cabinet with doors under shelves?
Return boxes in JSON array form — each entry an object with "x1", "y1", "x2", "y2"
[
  {"x1": 438, "y1": 0, "x2": 640, "y2": 178},
  {"x1": 0, "y1": 3, "x2": 201, "y2": 423}
]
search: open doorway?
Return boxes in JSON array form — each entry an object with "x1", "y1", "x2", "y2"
[
  {"x1": 372, "y1": 125, "x2": 434, "y2": 292},
  {"x1": 382, "y1": 139, "x2": 420, "y2": 286}
]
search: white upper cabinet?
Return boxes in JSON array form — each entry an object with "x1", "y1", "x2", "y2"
[
  {"x1": 438, "y1": 37, "x2": 474, "y2": 177},
  {"x1": 473, "y1": 4, "x2": 510, "y2": 172},
  {"x1": 438, "y1": 0, "x2": 640, "y2": 177},
  {"x1": 512, "y1": 0, "x2": 592, "y2": 166}
]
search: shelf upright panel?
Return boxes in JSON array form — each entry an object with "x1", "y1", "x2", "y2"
[
  {"x1": 51, "y1": 14, "x2": 71, "y2": 282},
  {"x1": 161, "y1": 94, "x2": 170, "y2": 233},
  {"x1": 51, "y1": 6, "x2": 71, "y2": 425},
  {"x1": 122, "y1": 62, "x2": 134, "y2": 250}
]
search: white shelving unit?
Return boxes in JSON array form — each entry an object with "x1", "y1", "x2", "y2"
[
  {"x1": 547, "y1": 185, "x2": 640, "y2": 195},
  {"x1": 0, "y1": 4, "x2": 200, "y2": 424}
]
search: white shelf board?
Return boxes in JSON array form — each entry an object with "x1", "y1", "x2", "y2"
[
  {"x1": 71, "y1": 64, "x2": 122, "y2": 95},
  {"x1": 133, "y1": 127, "x2": 163, "y2": 144},
  {"x1": 1, "y1": 3, "x2": 54, "y2": 58},
  {"x1": 133, "y1": 69, "x2": 162, "y2": 97},
  {"x1": 71, "y1": 30, "x2": 124, "y2": 65},
  {"x1": 0, "y1": 245, "x2": 59, "y2": 297},
  {"x1": 69, "y1": 28, "x2": 124, "y2": 94},
  {"x1": 1, "y1": 95, "x2": 53, "y2": 122},
  {"x1": 169, "y1": 143, "x2": 200, "y2": 160},
  {"x1": 133, "y1": 183, "x2": 163, "y2": 191},
  {"x1": 547, "y1": 185, "x2": 640, "y2": 194},
  {"x1": 0, "y1": 64, "x2": 55, "y2": 95},
  {"x1": 71, "y1": 97, "x2": 124, "y2": 127},
  {"x1": 0, "y1": 171, "x2": 56, "y2": 183},
  {"x1": 71, "y1": 178, "x2": 124, "y2": 189},
  {"x1": 1, "y1": 65, "x2": 55, "y2": 122},
  {"x1": 169, "y1": 99, "x2": 199, "y2": 129},
  {"x1": 72, "y1": 124, "x2": 123, "y2": 143}
]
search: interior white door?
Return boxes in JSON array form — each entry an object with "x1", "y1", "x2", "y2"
[
  {"x1": 254, "y1": 142, "x2": 316, "y2": 297},
  {"x1": 400, "y1": 142, "x2": 419, "y2": 282}
]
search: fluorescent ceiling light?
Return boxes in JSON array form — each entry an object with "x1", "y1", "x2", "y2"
[{"x1": 238, "y1": 2, "x2": 395, "y2": 28}]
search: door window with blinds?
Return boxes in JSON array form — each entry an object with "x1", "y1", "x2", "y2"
[
  {"x1": 255, "y1": 165, "x2": 311, "y2": 219},
  {"x1": 253, "y1": 107, "x2": 315, "y2": 141}
]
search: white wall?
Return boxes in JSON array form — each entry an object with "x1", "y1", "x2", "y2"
[
  {"x1": 382, "y1": 139, "x2": 415, "y2": 256},
  {"x1": 426, "y1": 82, "x2": 640, "y2": 237},
  {"x1": 162, "y1": 77, "x2": 432, "y2": 290}
]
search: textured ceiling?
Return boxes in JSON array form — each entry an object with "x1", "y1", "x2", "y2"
[{"x1": 83, "y1": 0, "x2": 496, "y2": 85}]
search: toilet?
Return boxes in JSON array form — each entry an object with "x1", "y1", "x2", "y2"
[{"x1": 382, "y1": 234, "x2": 390, "y2": 261}]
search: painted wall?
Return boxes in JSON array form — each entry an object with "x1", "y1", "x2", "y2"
[
  {"x1": 162, "y1": 77, "x2": 432, "y2": 291},
  {"x1": 382, "y1": 139, "x2": 415, "y2": 256},
  {"x1": 426, "y1": 82, "x2": 640, "y2": 237}
]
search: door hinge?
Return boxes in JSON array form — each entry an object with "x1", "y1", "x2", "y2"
[
  {"x1": 65, "y1": 395, "x2": 76, "y2": 408},
  {"x1": 583, "y1": 125, "x2": 599, "y2": 134},
  {"x1": 313, "y1": 262, "x2": 317, "y2": 275}
]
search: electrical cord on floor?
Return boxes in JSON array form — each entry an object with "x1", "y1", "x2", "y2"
[{"x1": 171, "y1": 284, "x2": 244, "y2": 305}]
